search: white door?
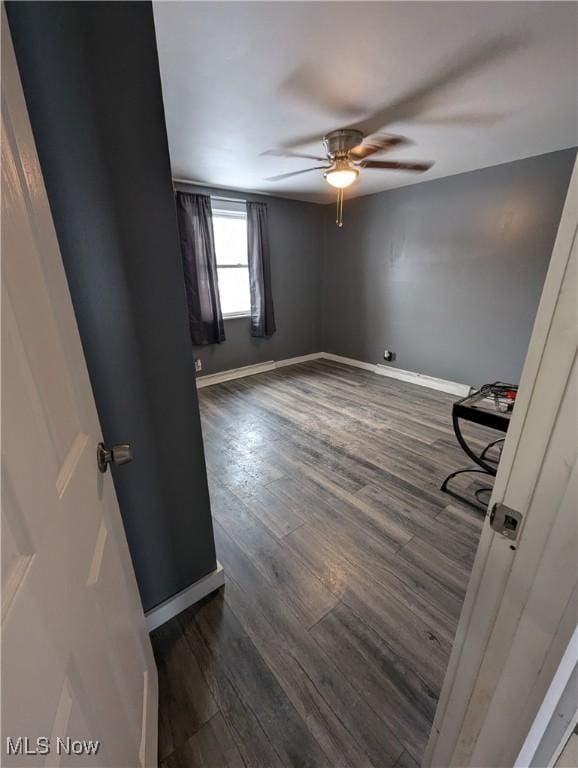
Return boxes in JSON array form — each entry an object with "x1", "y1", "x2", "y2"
[
  {"x1": 1, "y1": 14, "x2": 158, "y2": 767},
  {"x1": 425, "y1": 159, "x2": 577, "y2": 766}
]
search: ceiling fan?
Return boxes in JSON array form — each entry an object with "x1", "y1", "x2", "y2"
[
  {"x1": 263, "y1": 36, "x2": 518, "y2": 226},
  {"x1": 264, "y1": 129, "x2": 433, "y2": 226}
]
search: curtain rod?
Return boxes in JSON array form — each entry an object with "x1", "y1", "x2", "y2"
[
  {"x1": 172, "y1": 176, "x2": 282, "y2": 202},
  {"x1": 172, "y1": 178, "x2": 245, "y2": 204}
]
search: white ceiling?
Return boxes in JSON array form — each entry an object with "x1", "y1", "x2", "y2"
[{"x1": 153, "y1": 2, "x2": 577, "y2": 203}]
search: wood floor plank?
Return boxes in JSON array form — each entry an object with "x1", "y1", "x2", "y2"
[
  {"x1": 221, "y1": 572, "x2": 377, "y2": 768},
  {"x1": 285, "y1": 522, "x2": 460, "y2": 643},
  {"x1": 181, "y1": 591, "x2": 332, "y2": 768},
  {"x1": 342, "y1": 581, "x2": 453, "y2": 692},
  {"x1": 209, "y1": 483, "x2": 339, "y2": 628},
  {"x1": 357, "y1": 484, "x2": 480, "y2": 569},
  {"x1": 396, "y1": 534, "x2": 473, "y2": 604},
  {"x1": 178, "y1": 609, "x2": 287, "y2": 768},
  {"x1": 435, "y1": 500, "x2": 485, "y2": 534},
  {"x1": 151, "y1": 619, "x2": 219, "y2": 762},
  {"x1": 310, "y1": 601, "x2": 437, "y2": 763},
  {"x1": 283, "y1": 523, "x2": 452, "y2": 689},
  {"x1": 394, "y1": 749, "x2": 421, "y2": 768},
  {"x1": 163, "y1": 713, "x2": 246, "y2": 768},
  {"x1": 214, "y1": 522, "x2": 406, "y2": 767},
  {"x1": 155, "y1": 361, "x2": 489, "y2": 767},
  {"x1": 237, "y1": 483, "x2": 306, "y2": 539},
  {"x1": 208, "y1": 449, "x2": 286, "y2": 498},
  {"x1": 265, "y1": 468, "x2": 411, "y2": 554}
]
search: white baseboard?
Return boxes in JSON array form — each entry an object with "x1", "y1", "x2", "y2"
[
  {"x1": 145, "y1": 562, "x2": 225, "y2": 632},
  {"x1": 195, "y1": 354, "x2": 323, "y2": 387},
  {"x1": 320, "y1": 352, "x2": 376, "y2": 372},
  {"x1": 195, "y1": 350, "x2": 470, "y2": 397},
  {"x1": 196, "y1": 361, "x2": 276, "y2": 388},
  {"x1": 275, "y1": 352, "x2": 323, "y2": 368},
  {"x1": 374, "y1": 363, "x2": 471, "y2": 397},
  {"x1": 321, "y1": 353, "x2": 470, "y2": 396}
]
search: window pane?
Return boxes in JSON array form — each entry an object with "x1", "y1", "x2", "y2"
[
  {"x1": 217, "y1": 266, "x2": 251, "y2": 315},
  {"x1": 213, "y1": 214, "x2": 248, "y2": 266}
]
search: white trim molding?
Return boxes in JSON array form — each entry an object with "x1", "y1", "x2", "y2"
[
  {"x1": 374, "y1": 363, "x2": 471, "y2": 397},
  {"x1": 515, "y1": 623, "x2": 578, "y2": 768},
  {"x1": 196, "y1": 360, "x2": 277, "y2": 388},
  {"x1": 195, "y1": 354, "x2": 322, "y2": 388},
  {"x1": 275, "y1": 353, "x2": 324, "y2": 368},
  {"x1": 322, "y1": 353, "x2": 470, "y2": 396},
  {"x1": 145, "y1": 562, "x2": 225, "y2": 632},
  {"x1": 320, "y1": 352, "x2": 376, "y2": 372},
  {"x1": 195, "y1": 351, "x2": 471, "y2": 397}
]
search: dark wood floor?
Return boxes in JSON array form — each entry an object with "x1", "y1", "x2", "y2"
[{"x1": 152, "y1": 360, "x2": 493, "y2": 768}]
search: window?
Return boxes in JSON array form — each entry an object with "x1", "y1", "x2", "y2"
[{"x1": 212, "y1": 199, "x2": 250, "y2": 317}]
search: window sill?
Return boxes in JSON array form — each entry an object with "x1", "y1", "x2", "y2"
[{"x1": 223, "y1": 312, "x2": 250, "y2": 320}]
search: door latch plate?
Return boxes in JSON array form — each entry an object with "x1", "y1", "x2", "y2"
[{"x1": 490, "y1": 502, "x2": 523, "y2": 541}]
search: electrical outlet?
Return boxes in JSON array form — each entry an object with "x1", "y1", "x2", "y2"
[
  {"x1": 195, "y1": 358, "x2": 202, "y2": 373},
  {"x1": 383, "y1": 350, "x2": 396, "y2": 362}
]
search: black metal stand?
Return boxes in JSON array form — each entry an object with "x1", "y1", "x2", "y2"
[
  {"x1": 441, "y1": 414, "x2": 498, "y2": 510},
  {"x1": 440, "y1": 467, "x2": 493, "y2": 510},
  {"x1": 480, "y1": 437, "x2": 505, "y2": 464},
  {"x1": 441, "y1": 383, "x2": 515, "y2": 511}
]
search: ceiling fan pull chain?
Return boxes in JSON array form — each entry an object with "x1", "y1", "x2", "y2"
[
  {"x1": 336, "y1": 187, "x2": 344, "y2": 228},
  {"x1": 335, "y1": 188, "x2": 339, "y2": 226}
]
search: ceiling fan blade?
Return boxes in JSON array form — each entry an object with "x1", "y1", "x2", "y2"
[
  {"x1": 280, "y1": 64, "x2": 366, "y2": 119},
  {"x1": 280, "y1": 130, "x2": 328, "y2": 151},
  {"x1": 359, "y1": 160, "x2": 433, "y2": 172},
  {"x1": 265, "y1": 166, "x2": 329, "y2": 182},
  {"x1": 350, "y1": 134, "x2": 410, "y2": 159},
  {"x1": 261, "y1": 149, "x2": 327, "y2": 162},
  {"x1": 415, "y1": 111, "x2": 505, "y2": 126},
  {"x1": 346, "y1": 35, "x2": 520, "y2": 136}
]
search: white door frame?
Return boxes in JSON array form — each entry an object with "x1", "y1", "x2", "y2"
[
  {"x1": 425, "y1": 158, "x2": 578, "y2": 767},
  {"x1": 516, "y1": 624, "x2": 578, "y2": 767}
]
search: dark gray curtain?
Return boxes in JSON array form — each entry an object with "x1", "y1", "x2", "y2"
[
  {"x1": 247, "y1": 201, "x2": 276, "y2": 338},
  {"x1": 176, "y1": 192, "x2": 225, "y2": 346}
]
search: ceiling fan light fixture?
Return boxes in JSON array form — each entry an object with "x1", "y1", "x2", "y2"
[
  {"x1": 325, "y1": 160, "x2": 358, "y2": 189},
  {"x1": 264, "y1": 128, "x2": 432, "y2": 227},
  {"x1": 325, "y1": 168, "x2": 358, "y2": 188}
]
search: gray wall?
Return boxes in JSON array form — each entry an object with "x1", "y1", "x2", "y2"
[
  {"x1": 323, "y1": 149, "x2": 575, "y2": 386},
  {"x1": 7, "y1": 0, "x2": 573, "y2": 613},
  {"x1": 7, "y1": 1, "x2": 217, "y2": 612},
  {"x1": 176, "y1": 184, "x2": 325, "y2": 376}
]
